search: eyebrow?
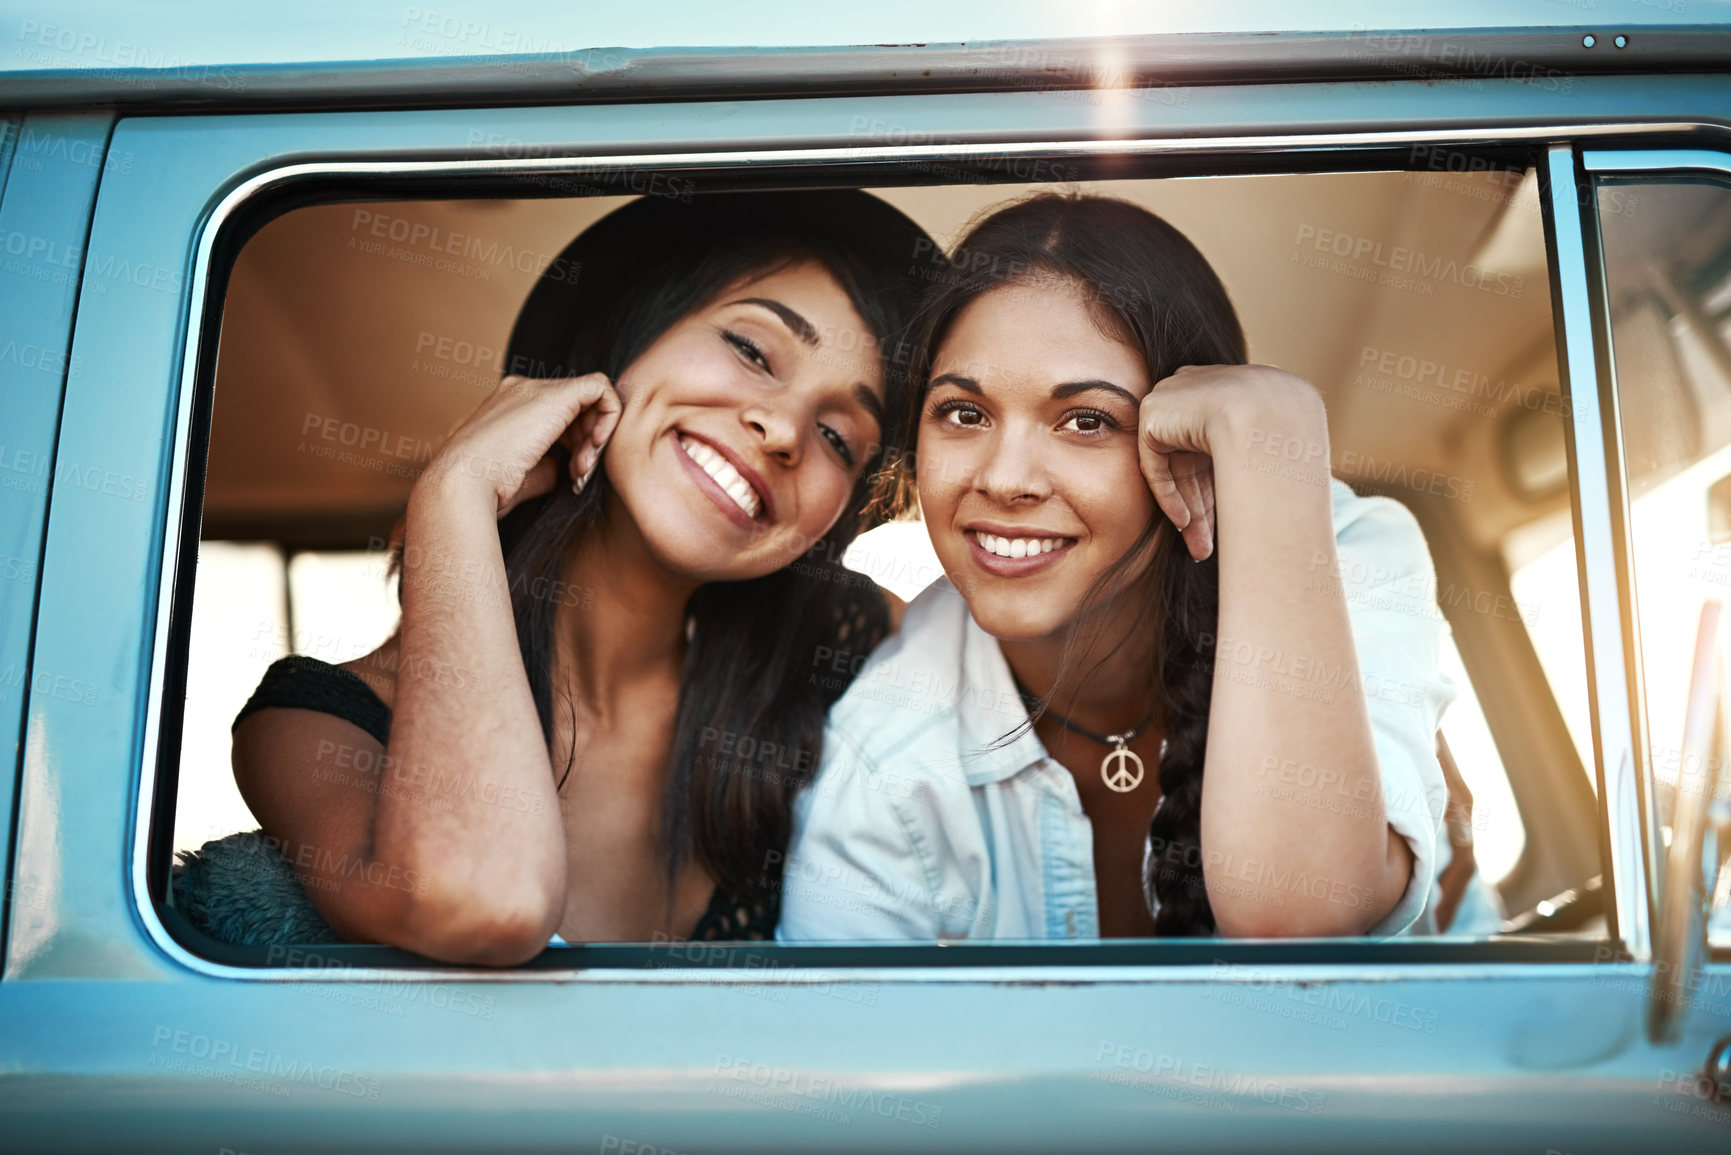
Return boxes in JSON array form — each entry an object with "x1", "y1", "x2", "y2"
[
  {"x1": 1051, "y1": 379, "x2": 1140, "y2": 406},
  {"x1": 929, "y1": 373, "x2": 983, "y2": 394},
  {"x1": 930, "y1": 374, "x2": 1138, "y2": 407},
  {"x1": 731, "y1": 298, "x2": 882, "y2": 432},
  {"x1": 853, "y1": 382, "x2": 885, "y2": 429},
  {"x1": 730, "y1": 297, "x2": 819, "y2": 347}
]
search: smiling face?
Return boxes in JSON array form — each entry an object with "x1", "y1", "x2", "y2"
[
  {"x1": 599, "y1": 259, "x2": 885, "y2": 582},
  {"x1": 917, "y1": 278, "x2": 1158, "y2": 640}
]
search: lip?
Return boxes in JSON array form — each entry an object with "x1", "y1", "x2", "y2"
[
  {"x1": 962, "y1": 523, "x2": 1078, "y2": 578},
  {"x1": 674, "y1": 430, "x2": 775, "y2": 530}
]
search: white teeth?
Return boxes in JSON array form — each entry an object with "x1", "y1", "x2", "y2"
[
  {"x1": 680, "y1": 436, "x2": 761, "y2": 519},
  {"x1": 975, "y1": 532, "x2": 1070, "y2": 559}
]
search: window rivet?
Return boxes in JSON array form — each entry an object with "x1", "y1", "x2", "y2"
[{"x1": 1583, "y1": 34, "x2": 1597, "y2": 48}]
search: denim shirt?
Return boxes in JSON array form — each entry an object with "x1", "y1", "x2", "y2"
[{"x1": 778, "y1": 479, "x2": 1459, "y2": 942}]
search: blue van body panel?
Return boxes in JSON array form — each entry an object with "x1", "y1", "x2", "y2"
[
  {"x1": 0, "y1": 1, "x2": 1708, "y2": 73},
  {"x1": 15, "y1": 71, "x2": 1723, "y2": 982},
  {"x1": 0, "y1": 969, "x2": 1726, "y2": 1153},
  {"x1": 0, "y1": 111, "x2": 109, "y2": 963},
  {"x1": 0, "y1": 28, "x2": 1728, "y2": 1147}
]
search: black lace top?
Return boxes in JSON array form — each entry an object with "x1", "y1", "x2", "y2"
[{"x1": 233, "y1": 655, "x2": 778, "y2": 942}]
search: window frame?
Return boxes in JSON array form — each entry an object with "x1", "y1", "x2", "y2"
[
  {"x1": 136, "y1": 126, "x2": 1671, "y2": 984},
  {"x1": 1573, "y1": 146, "x2": 1731, "y2": 963}
]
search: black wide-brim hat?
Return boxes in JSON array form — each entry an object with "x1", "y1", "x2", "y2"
[{"x1": 506, "y1": 188, "x2": 936, "y2": 380}]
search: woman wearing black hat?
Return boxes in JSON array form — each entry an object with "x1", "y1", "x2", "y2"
[{"x1": 226, "y1": 191, "x2": 933, "y2": 964}]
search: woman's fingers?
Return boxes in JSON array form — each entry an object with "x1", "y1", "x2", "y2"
[
  {"x1": 561, "y1": 374, "x2": 624, "y2": 482},
  {"x1": 1172, "y1": 450, "x2": 1214, "y2": 561},
  {"x1": 500, "y1": 454, "x2": 559, "y2": 519},
  {"x1": 1139, "y1": 371, "x2": 1224, "y2": 562},
  {"x1": 581, "y1": 379, "x2": 623, "y2": 478},
  {"x1": 1137, "y1": 441, "x2": 1191, "y2": 530},
  {"x1": 1139, "y1": 435, "x2": 1217, "y2": 562}
]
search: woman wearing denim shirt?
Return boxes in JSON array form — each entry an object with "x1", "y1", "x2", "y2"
[{"x1": 778, "y1": 194, "x2": 1457, "y2": 941}]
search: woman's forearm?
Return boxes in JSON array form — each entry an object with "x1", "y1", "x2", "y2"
[
  {"x1": 369, "y1": 472, "x2": 568, "y2": 961},
  {"x1": 1198, "y1": 398, "x2": 1411, "y2": 936}
]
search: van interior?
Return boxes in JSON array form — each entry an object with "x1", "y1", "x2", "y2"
[{"x1": 178, "y1": 160, "x2": 1629, "y2": 943}]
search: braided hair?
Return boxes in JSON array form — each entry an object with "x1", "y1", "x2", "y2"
[{"x1": 904, "y1": 193, "x2": 1245, "y2": 936}]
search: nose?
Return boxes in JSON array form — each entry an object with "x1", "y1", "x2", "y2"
[
  {"x1": 742, "y1": 400, "x2": 803, "y2": 467},
  {"x1": 972, "y1": 423, "x2": 1050, "y2": 506}
]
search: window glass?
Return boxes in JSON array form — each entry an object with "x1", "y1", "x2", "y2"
[
  {"x1": 1504, "y1": 510, "x2": 1595, "y2": 791},
  {"x1": 176, "y1": 546, "x2": 398, "y2": 854},
  {"x1": 1437, "y1": 632, "x2": 1524, "y2": 887},
  {"x1": 178, "y1": 542, "x2": 286, "y2": 853},
  {"x1": 172, "y1": 163, "x2": 1598, "y2": 958},
  {"x1": 1598, "y1": 173, "x2": 1731, "y2": 946}
]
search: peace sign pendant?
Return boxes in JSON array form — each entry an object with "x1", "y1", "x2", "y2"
[{"x1": 1101, "y1": 741, "x2": 1145, "y2": 793}]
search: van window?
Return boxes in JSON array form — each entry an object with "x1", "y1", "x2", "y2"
[
  {"x1": 1596, "y1": 171, "x2": 1731, "y2": 947},
  {"x1": 165, "y1": 159, "x2": 1604, "y2": 961}
]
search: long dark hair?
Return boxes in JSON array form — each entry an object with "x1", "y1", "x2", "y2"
[
  {"x1": 395, "y1": 223, "x2": 921, "y2": 913},
  {"x1": 906, "y1": 193, "x2": 1246, "y2": 936}
]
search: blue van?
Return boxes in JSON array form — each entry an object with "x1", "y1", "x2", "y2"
[{"x1": 4, "y1": 4, "x2": 1731, "y2": 1151}]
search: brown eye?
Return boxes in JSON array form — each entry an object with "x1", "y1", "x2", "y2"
[
  {"x1": 820, "y1": 423, "x2": 856, "y2": 467},
  {"x1": 724, "y1": 330, "x2": 770, "y2": 372},
  {"x1": 1060, "y1": 407, "x2": 1121, "y2": 435},
  {"x1": 930, "y1": 398, "x2": 986, "y2": 427}
]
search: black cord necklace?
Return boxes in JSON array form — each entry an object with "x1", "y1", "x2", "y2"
[{"x1": 1014, "y1": 674, "x2": 1156, "y2": 794}]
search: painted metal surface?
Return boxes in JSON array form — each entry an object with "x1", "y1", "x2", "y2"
[
  {"x1": 1542, "y1": 143, "x2": 1656, "y2": 961},
  {"x1": 1, "y1": 26, "x2": 1728, "y2": 113},
  {"x1": 0, "y1": 110, "x2": 109, "y2": 970},
  {"x1": 0, "y1": 1, "x2": 1712, "y2": 74},
  {"x1": 2, "y1": 62, "x2": 1731, "y2": 1152}
]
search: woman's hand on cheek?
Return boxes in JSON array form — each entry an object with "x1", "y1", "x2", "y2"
[
  {"x1": 419, "y1": 372, "x2": 623, "y2": 520},
  {"x1": 1137, "y1": 365, "x2": 1328, "y2": 562},
  {"x1": 557, "y1": 374, "x2": 625, "y2": 491},
  {"x1": 1137, "y1": 365, "x2": 1219, "y2": 562}
]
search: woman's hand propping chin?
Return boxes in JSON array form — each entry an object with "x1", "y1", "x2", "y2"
[
  {"x1": 1137, "y1": 364, "x2": 1329, "y2": 562},
  {"x1": 417, "y1": 372, "x2": 624, "y2": 519}
]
